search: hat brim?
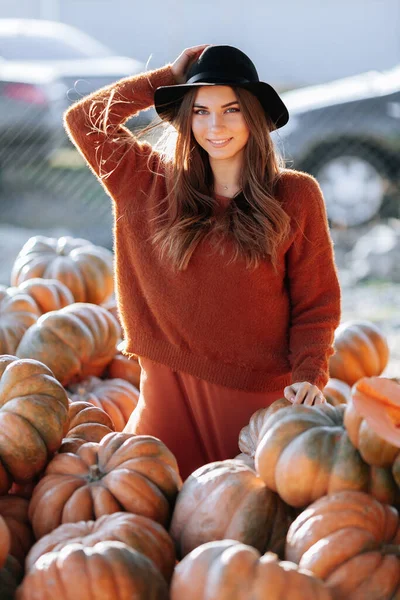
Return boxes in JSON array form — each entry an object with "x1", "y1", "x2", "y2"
[{"x1": 154, "y1": 81, "x2": 289, "y2": 129}]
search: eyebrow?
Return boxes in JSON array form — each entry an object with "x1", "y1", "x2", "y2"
[{"x1": 193, "y1": 100, "x2": 239, "y2": 109}]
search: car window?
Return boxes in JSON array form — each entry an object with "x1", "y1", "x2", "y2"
[{"x1": 0, "y1": 33, "x2": 112, "y2": 61}]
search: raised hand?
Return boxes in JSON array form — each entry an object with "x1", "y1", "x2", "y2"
[{"x1": 171, "y1": 44, "x2": 211, "y2": 83}]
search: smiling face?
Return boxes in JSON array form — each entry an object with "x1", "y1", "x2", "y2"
[{"x1": 191, "y1": 86, "x2": 250, "y2": 163}]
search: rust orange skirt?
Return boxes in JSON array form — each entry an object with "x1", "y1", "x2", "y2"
[{"x1": 124, "y1": 356, "x2": 283, "y2": 480}]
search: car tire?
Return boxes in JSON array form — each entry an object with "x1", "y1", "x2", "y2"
[{"x1": 307, "y1": 148, "x2": 391, "y2": 227}]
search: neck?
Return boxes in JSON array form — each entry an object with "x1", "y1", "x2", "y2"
[{"x1": 210, "y1": 153, "x2": 243, "y2": 197}]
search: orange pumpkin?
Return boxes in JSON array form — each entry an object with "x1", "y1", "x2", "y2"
[
  {"x1": 16, "y1": 303, "x2": 121, "y2": 386},
  {"x1": 28, "y1": 432, "x2": 182, "y2": 539},
  {"x1": 0, "y1": 497, "x2": 34, "y2": 567},
  {"x1": 348, "y1": 378, "x2": 400, "y2": 489},
  {"x1": 58, "y1": 400, "x2": 115, "y2": 453},
  {"x1": 12, "y1": 278, "x2": 74, "y2": 314},
  {"x1": 285, "y1": 491, "x2": 400, "y2": 599},
  {"x1": 255, "y1": 403, "x2": 399, "y2": 507},
  {"x1": 101, "y1": 294, "x2": 121, "y2": 325},
  {"x1": 16, "y1": 541, "x2": 169, "y2": 600},
  {"x1": 11, "y1": 235, "x2": 114, "y2": 305},
  {"x1": 170, "y1": 540, "x2": 333, "y2": 600},
  {"x1": 106, "y1": 353, "x2": 141, "y2": 389},
  {"x1": 325, "y1": 550, "x2": 400, "y2": 599},
  {"x1": 329, "y1": 320, "x2": 389, "y2": 386},
  {"x1": 323, "y1": 378, "x2": 351, "y2": 406},
  {"x1": 286, "y1": 491, "x2": 398, "y2": 568},
  {"x1": 25, "y1": 512, "x2": 175, "y2": 581},
  {"x1": 0, "y1": 286, "x2": 40, "y2": 354},
  {"x1": 170, "y1": 460, "x2": 296, "y2": 560},
  {"x1": 238, "y1": 398, "x2": 291, "y2": 457},
  {"x1": 68, "y1": 376, "x2": 139, "y2": 432},
  {"x1": 349, "y1": 376, "x2": 400, "y2": 450},
  {"x1": 0, "y1": 356, "x2": 69, "y2": 491},
  {"x1": 344, "y1": 378, "x2": 400, "y2": 467}
]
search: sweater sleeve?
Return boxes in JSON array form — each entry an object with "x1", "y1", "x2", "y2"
[
  {"x1": 285, "y1": 174, "x2": 341, "y2": 390},
  {"x1": 63, "y1": 65, "x2": 176, "y2": 198}
]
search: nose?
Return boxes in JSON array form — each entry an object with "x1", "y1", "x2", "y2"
[{"x1": 209, "y1": 112, "x2": 225, "y2": 131}]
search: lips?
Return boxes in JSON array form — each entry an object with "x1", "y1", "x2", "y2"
[{"x1": 207, "y1": 138, "x2": 233, "y2": 148}]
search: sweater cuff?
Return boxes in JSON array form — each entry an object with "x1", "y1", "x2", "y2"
[{"x1": 148, "y1": 64, "x2": 178, "y2": 91}]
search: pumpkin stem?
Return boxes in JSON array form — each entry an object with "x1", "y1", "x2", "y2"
[
  {"x1": 88, "y1": 464, "x2": 103, "y2": 482},
  {"x1": 382, "y1": 544, "x2": 400, "y2": 556}
]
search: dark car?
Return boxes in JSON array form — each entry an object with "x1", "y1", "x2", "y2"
[
  {"x1": 275, "y1": 66, "x2": 400, "y2": 226},
  {"x1": 0, "y1": 18, "x2": 154, "y2": 168}
]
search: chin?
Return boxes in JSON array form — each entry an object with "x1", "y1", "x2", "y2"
[{"x1": 208, "y1": 149, "x2": 243, "y2": 160}]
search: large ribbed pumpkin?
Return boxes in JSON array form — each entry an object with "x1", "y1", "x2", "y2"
[
  {"x1": 11, "y1": 235, "x2": 114, "y2": 305},
  {"x1": 0, "y1": 287, "x2": 40, "y2": 354},
  {"x1": 11, "y1": 279, "x2": 75, "y2": 315},
  {"x1": 286, "y1": 491, "x2": 398, "y2": 568},
  {"x1": 16, "y1": 541, "x2": 169, "y2": 600},
  {"x1": 238, "y1": 398, "x2": 291, "y2": 458},
  {"x1": 68, "y1": 376, "x2": 139, "y2": 432},
  {"x1": 16, "y1": 303, "x2": 121, "y2": 386},
  {"x1": 344, "y1": 378, "x2": 399, "y2": 467},
  {"x1": 171, "y1": 540, "x2": 333, "y2": 600},
  {"x1": 25, "y1": 512, "x2": 175, "y2": 581},
  {"x1": 170, "y1": 460, "x2": 296, "y2": 560},
  {"x1": 325, "y1": 550, "x2": 400, "y2": 599},
  {"x1": 0, "y1": 355, "x2": 69, "y2": 491},
  {"x1": 285, "y1": 491, "x2": 400, "y2": 599},
  {"x1": 58, "y1": 400, "x2": 115, "y2": 454},
  {"x1": 28, "y1": 432, "x2": 182, "y2": 539},
  {"x1": 329, "y1": 320, "x2": 389, "y2": 386},
  {"x1": 0, "y1": 496, "x2": 34, "y2": 566},
  {"x1": 255, "y1": 403, "x2": 398, "y2": 507}
]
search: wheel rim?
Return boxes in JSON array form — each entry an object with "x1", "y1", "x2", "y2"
[{"x1": 316, "y1": 155, "x2": 386, "y2": 227}]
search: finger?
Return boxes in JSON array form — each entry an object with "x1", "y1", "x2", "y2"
[
  {"x1": 314, "y1": 393, "x2": 326, "y2": 405},
  {"x1": 293, "y1": 385, "x2": 310, "y2": 405},
  {"x1": 304, "y1": 388, "x2": 326, "y2": 406},
  {"x1": 183, "y1": 44, "x2": 210, "y2": 59},
  {"x1": 176, "y1": 46, "x2": 209, "y2": 78},
  {"x1": 302, "y1": 391, "x2": 317, "y2": 406},
  {"x1": 188, "y1": 44, "x2": 211, "y2": 52},
  {"x1": 284, "y1": 386, "x2": 296, "y2": 403}
]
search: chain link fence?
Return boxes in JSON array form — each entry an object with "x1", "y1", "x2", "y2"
[{"x1": 0, "y1": 80, "x2": 399, "y2": 250}]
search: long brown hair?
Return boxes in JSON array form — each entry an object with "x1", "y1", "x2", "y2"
[{"x1": 148, "y1": 86, "x2": 291, "y2": 271}]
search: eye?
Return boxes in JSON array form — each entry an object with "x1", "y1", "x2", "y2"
[
  {"x1": 225, "y1": 107, "x2": 240, "y2": 113},
  {"x1": 193, "y1": 109, "x2": 208, "y2": 115}
]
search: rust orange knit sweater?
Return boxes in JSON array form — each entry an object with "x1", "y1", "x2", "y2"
[{"x1": 63, "y1": 65, "x2": 341, "y2": 393}]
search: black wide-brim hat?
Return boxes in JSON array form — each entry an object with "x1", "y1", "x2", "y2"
[{"x1": 154, "y1": 45, "x2": 289, "y2": 129}]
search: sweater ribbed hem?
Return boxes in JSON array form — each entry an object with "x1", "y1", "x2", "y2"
[{"x1": 123, "y1": 333, "x2": 292, "y2": 393}]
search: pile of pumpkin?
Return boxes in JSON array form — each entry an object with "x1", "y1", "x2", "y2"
[{"x1": 0, "y1": 233, "x2": 399, "y2": 599}]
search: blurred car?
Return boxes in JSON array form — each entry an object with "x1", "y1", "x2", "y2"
[
  {"x1": 0, "y1": 18, "x2": 155, "y2": 167},
  {"x1": 276, "y1": 65, "x2": 400, "y2": 227}
]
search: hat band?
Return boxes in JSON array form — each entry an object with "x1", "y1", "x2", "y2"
[{"x1": 186, "y1": 72, "x2": 255, "y2": 85}]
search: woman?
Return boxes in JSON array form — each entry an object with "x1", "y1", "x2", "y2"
[{"x1": 64, "y1": 44, "x2": 341, "y2": 479}]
